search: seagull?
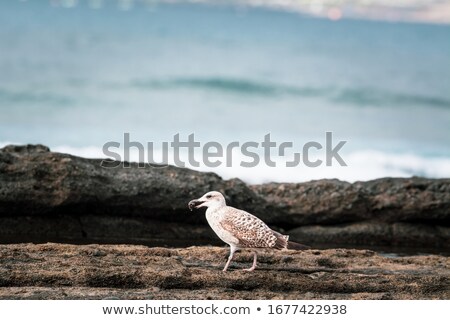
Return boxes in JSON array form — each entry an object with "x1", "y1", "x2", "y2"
[{"x1": 188, "y1": 191, "x2": 309, "y2": 271}]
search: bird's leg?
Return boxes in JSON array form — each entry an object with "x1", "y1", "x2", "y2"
[
  {"x1": 222, "y1": 246, "x2": 236, "y2": 272},
  {"x1": 222, "y1": 254, "x2": 233, "y2": 272},
  {"x1": 243, "y1": 251, "x2": 257, "y2": 272}
]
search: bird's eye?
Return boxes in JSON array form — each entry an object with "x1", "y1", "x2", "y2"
[{"x1": 206, "y1": 194, "x2": 212, "y2": 199}]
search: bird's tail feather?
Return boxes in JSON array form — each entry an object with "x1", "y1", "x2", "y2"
[{"x1": 287, "y1": 241, "x2": 310, "y2": 250}]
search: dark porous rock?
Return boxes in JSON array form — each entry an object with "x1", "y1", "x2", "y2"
[
  {"x1": 251, "y1": 178, "x2": 450, "y2": 249},
  {"x1": 250, "y1": 179, "x2": 370, "y2": 225},
  {"x1": 0, "y1": 144, "x2": 258, "y2": 221},
  {"x1": 250, "y1": 178, "x2": 450, "y2": 225},
  {"x1": 0, "y1": 144, "x2": 268, "y2": 245},
  {"x1": 0, "y1": 144, "x2": 449, "y2": 249},
  {"x1": 0, "y1": 244, "x2": 448, "y2": 300}
]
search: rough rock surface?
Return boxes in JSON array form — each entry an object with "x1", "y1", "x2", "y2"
[
  {"x1": 0, "y1": 243, "x2": 448, "y2": 300},
  {"x1": 0, "y1": 144, "x2": 449, "y2": 249}
]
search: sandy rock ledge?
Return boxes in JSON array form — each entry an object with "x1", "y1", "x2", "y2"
[{"x1": 0, "y1": 243, "x2": 448, "y2": 300}]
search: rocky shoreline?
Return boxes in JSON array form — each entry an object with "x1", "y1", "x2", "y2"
[
  {"x1": 0, "y1": 145, "x2": 449, "y2": 299},
  {"x1": 0, "y1": 144, "x2": 449, "y2": 250},
  {"x1": 0, "y1": 243, "x2": 448, "y2": 299}
]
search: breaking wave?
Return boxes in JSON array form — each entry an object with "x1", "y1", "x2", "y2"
[{"x1": 129, "y1": 77, "x2": 450, "y2": 108}]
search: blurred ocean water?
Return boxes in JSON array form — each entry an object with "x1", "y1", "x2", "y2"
[{"x1": 0, "y1": 1, "x2": 449, "y2": 183}]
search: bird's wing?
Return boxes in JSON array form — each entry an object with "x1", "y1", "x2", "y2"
[{"x1": 219, "y1": 206, "x2": 287, "y2": 249}]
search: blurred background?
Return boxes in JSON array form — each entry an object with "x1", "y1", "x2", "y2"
[{"x1": 1, "y1": 0, "x2": 449, "y2": 183}]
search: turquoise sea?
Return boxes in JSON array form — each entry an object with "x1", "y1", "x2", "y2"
[{"x1": 1, "y1": 1, "x2": 449, "y2": 183}]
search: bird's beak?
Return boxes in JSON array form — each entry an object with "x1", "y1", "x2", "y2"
[{"x1": 188, "y1": 199, "x2": 205, "y2": 211}]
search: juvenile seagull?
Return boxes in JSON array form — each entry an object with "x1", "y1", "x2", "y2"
[{"x1": 188, "y1": 191, "x2": 309, "y2": 271}]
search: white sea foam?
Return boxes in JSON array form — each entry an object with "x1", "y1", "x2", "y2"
[
  {"x1": 207, "y1": 150, "x2": 450, "y2": 183},
  {"x1": 2, "y1": 142, "x2": 447, "y2": 184}
]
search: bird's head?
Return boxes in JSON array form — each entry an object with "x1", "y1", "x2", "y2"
[{"x1": 188, "y1": 191, "x2": 226, "y2": 211}]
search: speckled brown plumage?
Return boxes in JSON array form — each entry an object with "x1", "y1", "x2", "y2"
[{"x1": 218, "y1": 206, "x2": 288, "y2": 249}]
